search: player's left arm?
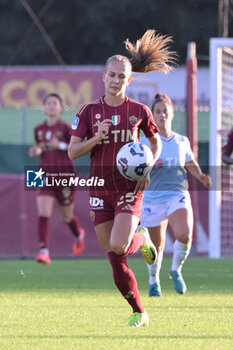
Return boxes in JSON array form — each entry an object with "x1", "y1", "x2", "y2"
[
  {"x1": 28, "y1": 127, "x2": 43, "y2": 157},
  {"x1": 185, "y1": 159, "x2": 212, "y2": 188},
  {"x1": 134, "y1": 133, "x2": 161, "y2": 194}
]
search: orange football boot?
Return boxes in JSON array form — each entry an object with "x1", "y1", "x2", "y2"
[
  {"x1": 36, "y1": 252, "x2": 51, "y2": 265},
  {"x1": 72, "y1": 229, "x2": 85, "y2": 256}
]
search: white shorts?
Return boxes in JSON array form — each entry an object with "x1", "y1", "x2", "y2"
[{"x1": 141, "y1": 193, "x2": 192, "y2": 227}]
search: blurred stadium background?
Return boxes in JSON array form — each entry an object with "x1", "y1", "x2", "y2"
[{"x1": 0, "y1": 0, "x2": 232, "y2": 259}]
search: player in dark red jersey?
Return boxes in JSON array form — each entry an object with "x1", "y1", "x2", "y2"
[
  {"x1": 69, "y1": 30, "x2": 175, "y2": 327},
  {"x1": 29, "y1": 93, "x2": 85, "y2": 264},
  {"x1": 222, "y1": 127, "x2": 233, "y2": 164}
]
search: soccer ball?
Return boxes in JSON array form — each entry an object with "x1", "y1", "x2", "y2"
[{"x1": 116, "y1": 142, "x2": 154, "y2": 181}]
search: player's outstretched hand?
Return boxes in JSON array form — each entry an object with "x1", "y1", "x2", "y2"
[{"x1": 199, "y1": 173, "x2": 212, "y2": 188}]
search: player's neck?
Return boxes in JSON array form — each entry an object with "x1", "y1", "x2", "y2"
[
  {"x1": 46, "y1": 115, "x2": 60, "y2": 126},
  {"x1": 159, "y1": 128, "x2": 173, "y2": 138},
  {"x1": 104, "y1": 94, "x2": 125, "y2": 107}
]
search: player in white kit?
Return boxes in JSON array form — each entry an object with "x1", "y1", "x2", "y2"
[{"x1": 141, "y1": 93, "x2": 211, "y2": 296}]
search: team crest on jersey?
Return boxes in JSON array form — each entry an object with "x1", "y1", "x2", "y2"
[
  {"x1": 112, "y1": 115, "x2": 121, "y2": 125},
  {"x1": 72, "y1": 116, "x2": 79, "y2": 130},
  {"x1": 95, "y1": 113, "x2": 101, "y2": 119},
  {"x1": 129, "y1": 115, "x2": 138, "y2": 126}
]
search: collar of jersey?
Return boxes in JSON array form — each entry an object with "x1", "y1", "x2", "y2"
[{"x1": 160, "y1": 132, "x2": 175, "y2": 142}]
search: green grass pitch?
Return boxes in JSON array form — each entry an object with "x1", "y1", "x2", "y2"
[{"x1": 0, "y1": 257, "x2": 232, "y2": 350}]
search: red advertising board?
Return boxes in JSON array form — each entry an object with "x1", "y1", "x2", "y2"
[{"x1": 0, "y1": 66, "x2": 105, "y2": 107}]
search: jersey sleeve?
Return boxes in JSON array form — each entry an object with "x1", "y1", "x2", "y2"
[
  {"x1": 184, "y1": 136, "x2": 195, "y2": 162},
  {"x1": 223, "y1": 130, "x2": 233, "y2": 155},
  {"x1": 140, "y1": 105, "x2": 159, "y2": 138},
  {"x1": 70, "y1": 106, "x2": 89, "y2": 139}
]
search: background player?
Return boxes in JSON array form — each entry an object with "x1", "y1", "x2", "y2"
[
  {"x1": 222, "y1": 127, "x2": 233, "y2": 164},
  {"x1": 28, "y1": 93, "x2": 85, "y2": 264},
  {"x1": 68, "y1": 30, "x2": 175, "y2": 327},
  {"x1": 141, "y1": 93, "x2": 212, "y2": 297}
]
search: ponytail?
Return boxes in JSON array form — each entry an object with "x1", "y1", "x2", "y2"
[{"x1": 124, "y1": 29, "x2": 176, "y2": 73}]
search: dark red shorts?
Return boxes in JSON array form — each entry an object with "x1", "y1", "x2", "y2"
[
  {"x1": 89, "y1": 191, "x2": 143, "y2": 226},
  {"x1": 37, "y1": 187, "x2": 75, "y2": 206}
]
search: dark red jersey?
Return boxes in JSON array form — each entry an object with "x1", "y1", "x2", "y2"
[
  {"x1": 223, "y1": 129, "x2": 233, "y2": 155},
  {"x1": 71, "y1": 96, "x2": 159, "y2": 195},
  {"x1": 34, "y1": 119, "x2": 74, "y2": 172}
]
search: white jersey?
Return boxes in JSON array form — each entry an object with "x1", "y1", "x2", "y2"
[{"x1": 141, "y1": 132, "x2": 194, "y2": 204}]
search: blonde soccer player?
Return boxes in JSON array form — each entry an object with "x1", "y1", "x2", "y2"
[{"x1": 68, "y1": 30, "x2": 175, "y2": 327}]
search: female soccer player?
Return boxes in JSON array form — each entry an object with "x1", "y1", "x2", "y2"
[
  {"x1": 68, "y1": 30, "x2": 175, "y2": 327},
  {"x1": 29, "y1": 93, "x2": 85, "y2": 264},
  {"x1": 141, "y1": 93, "x2": 212, "y2": 297}
]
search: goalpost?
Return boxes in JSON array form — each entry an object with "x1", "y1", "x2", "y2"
[{"x1": 209, "y1": 38, "x2": 233, "y2": 258}]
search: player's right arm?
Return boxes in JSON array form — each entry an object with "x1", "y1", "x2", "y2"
[
  {"x1": 68, "y1": 119, "x2": 113, "y2": 160},
  {"x1": 28, "y1": 126, "x2": 43, "y2": 157},
  {"x1": 28, "y1": 143, "x2": 43, "y2": 157}
]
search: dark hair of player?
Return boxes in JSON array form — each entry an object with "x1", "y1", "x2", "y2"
[
  {"x1": 43, "y1": 93, "x2": 63, "y2": 108},
  {"x1": 151, "y1": 93, "x2": 173, "y2": 113}
]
